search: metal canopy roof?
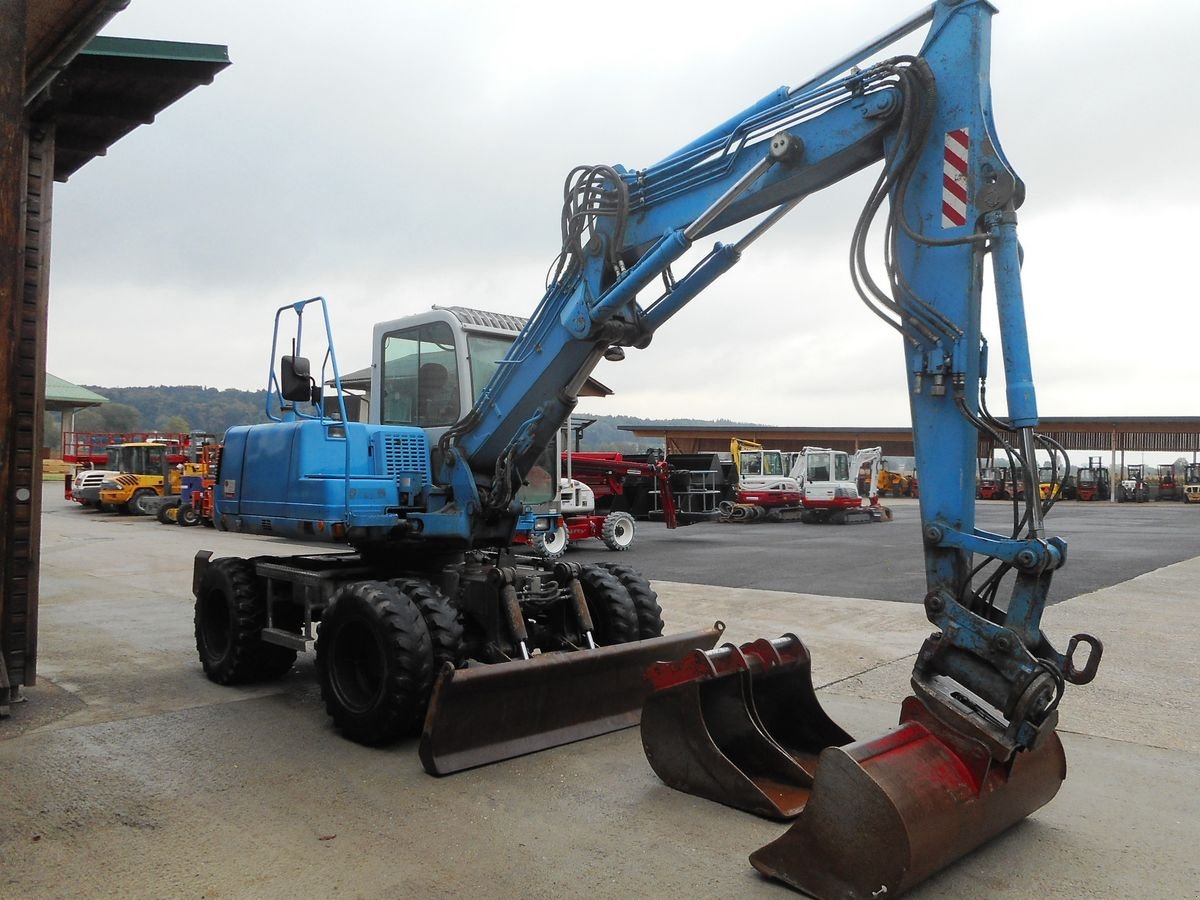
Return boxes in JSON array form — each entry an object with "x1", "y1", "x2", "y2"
[
  {"x1": 43, "y1": 373, "x2": 107, "y2": 411},
  {"x1": 28, "y1": 34, "x2": 231, "y2": 182},
  {"x1": 623, "y1": 417, "x2": 1200, "y2": 457}
]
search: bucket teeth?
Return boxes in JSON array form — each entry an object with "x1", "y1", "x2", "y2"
[{"x1": 640, "y1": 635, "x2": 852, "y2": 819}]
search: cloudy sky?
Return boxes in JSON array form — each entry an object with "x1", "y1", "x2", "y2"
[{"x1": 46, "y1": 0, "x2": 1198, "y2": 428}]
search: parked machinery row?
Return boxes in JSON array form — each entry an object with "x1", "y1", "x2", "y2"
[{"x1": 976, "y1": 457, "x2": 1199, "y2": 503}]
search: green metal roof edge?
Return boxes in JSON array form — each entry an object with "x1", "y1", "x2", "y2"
[
  {"x1": 45, "y1": 373, "x2": 108, "y2": 405},
  {"x1": 81, "y1": 35, "x2": 231, "y2": 66}
]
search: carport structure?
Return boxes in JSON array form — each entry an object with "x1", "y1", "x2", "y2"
[
  {"x1": 0, "y1": 1, "x2": 228, "y2": 705},
  {"x1": 623, "y1": 416, "x2": 1200, "y2": 467}
]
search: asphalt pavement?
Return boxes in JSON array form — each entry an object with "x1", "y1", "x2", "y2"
[{"x1": 571, "y1": 497, "x2": 1200, "y2": 603}]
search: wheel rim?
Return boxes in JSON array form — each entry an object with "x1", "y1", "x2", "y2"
[
  {"x1": 545, "y1": 528, "x2": 567, "y2": 553},
  {"x1": 329, "y1": 620, "x2": 386, "y2": 713},
  {"x1": 609, "y1": 516, "x2": 634, "y2": 547}
]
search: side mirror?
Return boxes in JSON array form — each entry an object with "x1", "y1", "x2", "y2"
[{"x1": 280, "y1": 355, "x2": 313, "y2": 402}]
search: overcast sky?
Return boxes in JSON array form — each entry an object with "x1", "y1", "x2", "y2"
[{"x1": 46, "y1": 0, "x2": 1198, "y2": 428}]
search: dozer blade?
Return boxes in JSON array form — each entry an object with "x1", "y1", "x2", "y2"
[
  {"x1": 419, "y1": 625, "x2": 723, "y2": 776},
  {"x1": 641, "y1": 635, "x2": 853, "y2": 820},
  {"x1": 749, "y1": 694, "x2": 1066, "y2": 899}
]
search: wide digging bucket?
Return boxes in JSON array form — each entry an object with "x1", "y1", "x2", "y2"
[
  {"x1": 418, "y1": 625, "x2": 723, "y2": 775},
  {"x1": 749, "y1": 694, "x2": 1066, "y2": 898},
  {"x1": 641, "y1": 635, "x2": 852, "y2": 820}
]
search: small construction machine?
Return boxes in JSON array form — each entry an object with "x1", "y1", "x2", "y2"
[
  {"x1": 1183, "y1": 463, "x2": 1200, "y2": 504},
  {"x1": 722, "y1": 439, "x2": 804, "y2": 520},
  {"x1": 1119, "y1": 463, "x2": 1149, "y2": 502},
  {"x1": 877, "y1": 461, "x2": 911, "y2": 497},
  {"x1": 95, "y1": 441, "x2": 197, "y2": 515},
  {"x1": 790, "y1": 446, "x2": 875, "y2": 524},
  {"x1": 1156, "y1": 463, "x2": 1179, "y2": 501},
  {"x1": 194, "y1": 2, "x2": 1101, "y2": 894},
  {"x1": 1075, "y1": 457, "x2": 1111, "y2": 502},
  {"x1": 977, "y1": 463, "x2": 1011, "y2": 500}
]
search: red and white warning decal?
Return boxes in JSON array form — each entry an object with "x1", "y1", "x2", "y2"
[{"x1": 942, "y1": 128, "x2": 969, "y2": 228}]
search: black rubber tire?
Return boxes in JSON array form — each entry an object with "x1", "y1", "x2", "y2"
[
  {"x1": 595, "y1": 562, "x2": 663, "y2": 639},
  {"x1": 316, "y1": 581, "x2": 434, "y2": 745},
  {"x1": 194, "y1": 557, "x2": 297, "y2": 685},
  {"x1": 128, "y1": 489, "x2": 156, "y2": 516},
  {"x1": 530, "y1": 527, "x2": 568, "y2": 559},
  {"x1": 177, "y1": 503, "x2": 200, "y2": 527},
  {"x1": 600, "y1": 511, "x2": 636, "y2": 551},
  {"x1": 156, "y1": 498, "x2": 180, "y2": 525},
  {"x1": 388, "y1": 578, "x2": 465, "y2": 678},
  {"x1": 577, "y1": 565, "x2": 638, "y2": 646}
]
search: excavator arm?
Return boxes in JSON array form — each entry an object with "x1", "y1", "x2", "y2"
[{"x1": 437, "y1": 0, "x2": 1098, "y2": 763}]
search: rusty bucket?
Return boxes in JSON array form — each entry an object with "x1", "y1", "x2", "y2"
[
  {"x1": 749, "y1": 693, "x2": 1066, "y2": 898},
  {"x1": 640, "y1": 635, "x2": 853, "y2": 820},
  {"x1": 419, "y1": 624, "x2": 724, "y2": 775}
]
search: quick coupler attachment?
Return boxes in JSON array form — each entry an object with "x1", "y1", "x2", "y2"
[
  {"x1": 640, "y1": 635, "x2": 852, "y2": 820},
  {"x1": 749, "y1": 693, "x2": 1066, "y2": 898}
]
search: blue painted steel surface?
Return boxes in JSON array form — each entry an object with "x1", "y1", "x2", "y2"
[{"x1": 222, "y1": 1, "x2": 1095, "y2": 752}]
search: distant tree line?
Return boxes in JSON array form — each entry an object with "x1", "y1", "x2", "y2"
[
  {"x1": 45, "y1": 385, "x2": 271, "y2": 448},
  {"x1": 44, "y1": 384, "x2": 760, "y2": 453}
]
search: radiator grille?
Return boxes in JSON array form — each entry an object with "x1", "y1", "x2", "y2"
[{"x1": 378, "y1": 432, "x2": 430, "y2": 481}]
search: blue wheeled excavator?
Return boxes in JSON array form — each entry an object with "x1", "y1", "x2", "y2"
[{"x1": 194, "y1": 2, "x2": 1102, "y2": 894}]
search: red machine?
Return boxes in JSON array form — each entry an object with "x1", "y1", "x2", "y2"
[{"x1": 978, "y1": 465, "x2": 1010, "y2": 500}]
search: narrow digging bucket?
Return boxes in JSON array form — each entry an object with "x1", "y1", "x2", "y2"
[
  {"x1": 418, "y1": 625, "x2": 723, "y2": 775},
  {"x1": 641, "y1": 636, "x2": 853, "y2": 820},
  {"x1": 749, "y1": 694, "x2": 1066, "y2": 898}
]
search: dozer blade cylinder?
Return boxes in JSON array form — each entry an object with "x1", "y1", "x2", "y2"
[
  {"x1": 749, "y1": 695, "x2": 1066, "y2": 899},
  {"x1": 419, "y1": 625, "x2": 723, "y2": 776}
]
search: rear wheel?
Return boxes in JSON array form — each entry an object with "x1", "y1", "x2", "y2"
[
  {"x1": 317, "y1": 581, "x2": 434, "y2": 745},
  {"x1": 601, "y1": 511, "x2": 635, "y2": 551},
  {"x1": 595, "y1": 562, "x2": 663, "y2": 639},
  {"x1": 177, "y1": 503, "x2": 200, "y2": 527},
  {"x1": 577, "y1": 565, "x2": 638, "y2": 646},
  {"x1": 194, "y1": 557, "x2": 297, "y2": 684}
]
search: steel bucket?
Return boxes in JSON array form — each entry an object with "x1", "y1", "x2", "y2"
[
  {"x1": 749, "y1": 693, "x2": 1066, "y2": 898},
  {"x1": 641, "y1": 635, "x2": 852, "y2": 819},
  {"x1": 419, "y1": 624, "x2": 724, "y2": 775}
]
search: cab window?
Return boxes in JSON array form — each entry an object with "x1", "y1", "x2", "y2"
[{"x1": 380, "y1": 321, "x2": 461, "y2": 427}]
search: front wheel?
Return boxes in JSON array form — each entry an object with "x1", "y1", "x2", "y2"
[
  {"x1": 177, "y1": 503, "x2": 200, "y2": 527},
  {"x1": 316, "y1": 581, "x2": 434, "y2": 745},
  {"x1": 577, "y1": 565, "x2": 638, "y2": 646},
  {"x1": 129, "y1": 489, "x2": 157, "y2": 516},
  {"x1": 601, "y1": 511, "x2": 635, "y2": 551},
  {"x1": 530, "y1": 526, "x2": 568, "y2": 559},
  {"x1": 595, "y1": 562, "x2": 663, "y2": 639}
]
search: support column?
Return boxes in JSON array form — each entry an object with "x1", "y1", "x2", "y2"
[{"x1": 0, "y1": 0, "x2": 28, "y2": 703}]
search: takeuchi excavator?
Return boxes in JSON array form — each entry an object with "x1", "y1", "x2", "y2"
[{"x1": 193, "y1": 2, "x2": 1101, "y2": 896}]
